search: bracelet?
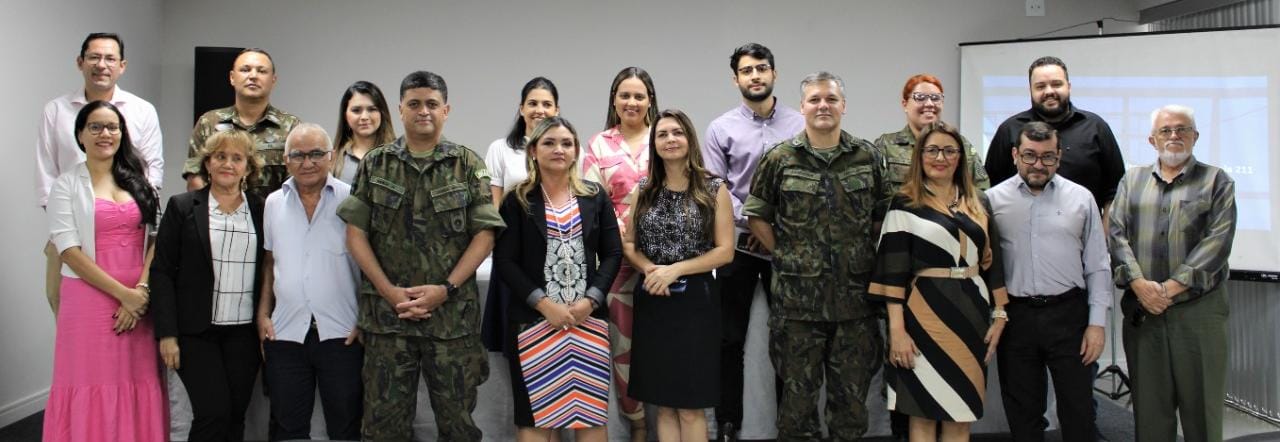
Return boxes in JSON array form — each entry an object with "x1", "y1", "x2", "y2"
[
  {"x1": 991, "y1": 309, "x2": 1009, "y2": 321},
  {"x1": 135, "y1": 282, "x2": 150, "y2": 293}
]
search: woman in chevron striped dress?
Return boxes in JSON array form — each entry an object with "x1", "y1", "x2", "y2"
[
  {"x1": 868, "y1": 122, "x2": 1009, "y2": 442},
  {"x1": 493, "y1": 116, "x2": 622, "y2": 442}
]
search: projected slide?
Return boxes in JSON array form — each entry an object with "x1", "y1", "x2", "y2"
[{"x1": 960, "y1": 27, "x2": 1280, "y2": 273}]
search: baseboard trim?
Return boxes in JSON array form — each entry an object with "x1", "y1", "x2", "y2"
[{"x1": 0, "y1": 389, "x2": 47, "y2": 428}]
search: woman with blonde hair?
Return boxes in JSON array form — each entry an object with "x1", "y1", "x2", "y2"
[
  {"x1": 868, "y1": 121, "x2": 1008, "y2": 442},
  {"x1": 492, "y1": 116, "x2": 622, "y2": 441},
  {"x1": 151, "y1": 130, "x2": 267, "y2": 441}
]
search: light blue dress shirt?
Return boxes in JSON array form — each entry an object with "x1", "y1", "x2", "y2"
[
  {"x1": 986, "y1": 174, "x2": 1113, "y2": 326},
  {"x1": 263, "y1": 175, "x2": 359, "y2": 343}
]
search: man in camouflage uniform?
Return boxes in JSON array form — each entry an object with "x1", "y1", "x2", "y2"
[
  {"x1": 183, "y1": 48, "x2": 299, "y2": 200},
  {"x1": 744, "y1": 72, "x2": 892, "y2": 441},
  {"x1": 337, "y1": 70, "x2": 504, "y2": 441}
]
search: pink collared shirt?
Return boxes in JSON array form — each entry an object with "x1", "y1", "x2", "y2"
[
  {"x1": 581, "y1": 126, "x2": 649, "y2": 234},
  {"x1": 36, "y1": 86, "x2": 164, "y2": 207}
]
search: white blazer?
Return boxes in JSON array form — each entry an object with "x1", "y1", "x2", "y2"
[{"x1": 47, "y1": 162, "x2": 156, "y2": 278}]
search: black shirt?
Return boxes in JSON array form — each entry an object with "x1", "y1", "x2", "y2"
[{"x1": 984, "y1": 106, "x2": 1125, "y2": 207}]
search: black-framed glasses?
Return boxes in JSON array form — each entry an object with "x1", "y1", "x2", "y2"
[
  {"x1": 1155, "y1": 126, "x2": 1195, "y2": 138},
  {"x1": 923, "y1": 146, "x2": 960, "y2": 160},
  {"x1": 286, "y1": 150, "x2": 333, "y2": 164},
  {"x1": 1018, "y1": 152, "x2": 1060, "y2": 166},
  {"x1": 736, "y1": 63, "x2": 772, "y2": 76},
  {"x1": 911, "y1": 92, "x2": 944, "y2": 103},
  {"x1": 86, "y1": 123, "x2": 121, "y2": 135}
]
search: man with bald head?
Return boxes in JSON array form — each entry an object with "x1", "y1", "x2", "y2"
[
  {"x1": 1109, "y1": 105, "x2": 1236, "y2": 442},
  {"x1": 184, "y1": 47, "x2": 299, "y2": 200},
  {"x1": 256, "y1": 123, "x2": 362, "y2": 440}
]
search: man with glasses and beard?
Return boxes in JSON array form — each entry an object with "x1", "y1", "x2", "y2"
[
  {"x1": 984, "y1": 57, "x2": 1125, "y2": 220},
  {"x1": 986, "y1": 122, "x2": 1112, "y2": 442},
  {"x1": 1109, "y1": 105, "x2": 1236, "y2": 442},
  {"x1": 701, "y1": 42, "x2": 804, "y2": 442}
]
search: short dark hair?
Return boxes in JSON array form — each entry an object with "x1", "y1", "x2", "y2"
[
  {"x1": 80, "y1": 33, "x2": 124, "y2": 59},
  {"x1": 1018, "y1": 121, "x2": 1059, "y2": 148},
  {"x1": 1028, "y1": 56, "x2": 1068, "y2": 82},
  {"x1": 236, "y1": 47, "x2": 276, "y2": 73},
  {"x1": 730, "y1": 43, "x2": 775, "y2": 73},
  {"x1": 400, "y1": 70, "x2": 448, "y2": 102}
]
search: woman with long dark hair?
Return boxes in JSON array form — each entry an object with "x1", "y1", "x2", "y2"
[
  {"x1": 624, "y1": 109, "x2": 734, "y2": 441},
  {"x1": 580, "y1": 67, "x2": 658, "y2": 440},
  {"x1": 331, "y1": 80, "x2": 396, "y2": 183},
  {"x1": 43, "y1": 101, "x2": 165, "y2": 441},
  {"x1": 486, "y1": 76, "x2": 560, "y2": 205}
]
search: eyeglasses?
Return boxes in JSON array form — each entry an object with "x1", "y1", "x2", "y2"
[
  {"x1": 736, "y1": 63, "x2": 773, "y2": 76},
  {"x1": 1155, "y1": 126, "x2": 1195, "y2": 138},
  {"x1": 286, "y1": 150, "x2": 333, "y2": 164},
  {"x1": 922, "y1": 146, "x2": 960, "y2": 160},
  {"x1": 86, "y1": 123, "x2": 121, "y2": 135},
  {"x1": 911, "y1": 92, "x2": 944, "y2": 104},
  {"x1": 1018, "y1": 152, "x2": 1059, "y2": 166},
  {"x1": 82, "y1": 55, "x2": 120, "y2": 67}
]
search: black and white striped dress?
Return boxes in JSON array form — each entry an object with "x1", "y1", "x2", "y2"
[{"x1": 868, "y1": 195, "x2": 1008, "y2": 422}]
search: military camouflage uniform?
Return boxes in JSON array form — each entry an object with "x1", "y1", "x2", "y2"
[
  {"x1": 183, "y1": 104, "x2": 300, "y2": 201},
  {"x1": 742, "y1": 131, "x2": 892, "y2": 441},
  {"x1": 336, "y1": 137, "x2": 504, "y2": 441},
  {"x1": 873, "y1": 125, "x2": 991, "y2": 194}
]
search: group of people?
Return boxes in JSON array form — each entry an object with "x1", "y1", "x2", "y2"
[{"x1": 35, "y1": 32, "x2": 1237, "y2": 442}]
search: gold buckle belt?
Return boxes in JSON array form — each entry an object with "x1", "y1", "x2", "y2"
[{"x1": 915, "y1": 266, "x2": 978, "y2": 279}]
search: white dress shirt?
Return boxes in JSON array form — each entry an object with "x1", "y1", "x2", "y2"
[
  {"x1": 37, "y1": 86, "x2": 163, "y2": 207},
  {"x1": 264, "y1": 176, "x2": 359, "y2": 343}
]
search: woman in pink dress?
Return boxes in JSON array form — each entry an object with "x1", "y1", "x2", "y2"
[
  {"x1": 44, "y1": 101, "x2": 166, "y2": 441},
  {"x1": 580, "y1": 66, "x2": 658, "y2": 442}
]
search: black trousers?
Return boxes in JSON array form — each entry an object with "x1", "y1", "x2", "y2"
[
  {"x1": 997, "y1": 291, "x2": 1097, "y2": 442},
  {"x1": 263, "y1": 325, "x2": 364, "y2": 441},
  {"x1": 176, "y1": 324, "x2": 261, "y2": 442},
  {"x1": 716, "y1": 250, "x2": 775, "y2": 429}
]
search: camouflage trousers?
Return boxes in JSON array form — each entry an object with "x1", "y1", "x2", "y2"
[
  {"x1": 361, "y1": 332, "x2": 489, "y2": 441},
  {"x1": 769, "y1": 317, "x2": 883, "y2": 441}
]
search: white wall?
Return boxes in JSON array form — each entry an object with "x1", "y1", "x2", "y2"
[
  {"x1": 0, "y1": 0, "x2": 165, "y2": 427},
  {"x1": 156, "y1": 0, "x2": 1140, "y2": 190}
]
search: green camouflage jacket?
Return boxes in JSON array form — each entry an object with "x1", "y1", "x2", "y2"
[
  {"x1": 743, "y1": 130, "x2": 893, "y2": 322},
  {"x1": 336, "y1": 137, "x2": 505, "y2": 338}
]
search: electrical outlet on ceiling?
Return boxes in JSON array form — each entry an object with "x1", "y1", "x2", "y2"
[{"x1": 1027, "y1": 0, "x2": 1045, "y2": 16}]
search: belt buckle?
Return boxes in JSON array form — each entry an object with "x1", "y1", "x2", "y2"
[
  {"x1": 949, "y1": 267, "x2": 967, "y2": 279},
  {"x1": 1029, "y1": 296, "x2": 1050, "y2": 307}
]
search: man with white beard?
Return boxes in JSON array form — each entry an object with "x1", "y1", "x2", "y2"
[{"x1": 1108, "y1": 104, "x2": 1237, "y2": 442}]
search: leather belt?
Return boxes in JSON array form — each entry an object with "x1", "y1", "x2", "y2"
[{"x1": 1008, "y1": 287, "x2": 1083, "y2": 308}]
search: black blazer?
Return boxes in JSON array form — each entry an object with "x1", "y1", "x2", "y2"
[
  {"x1": 492, "y1": 181, "x2": 622, "y2": 325},
  {"x1": 149, "y1": 188, "x2": 266, "y2": 338}
]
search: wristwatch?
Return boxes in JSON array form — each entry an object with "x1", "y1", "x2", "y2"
[
  {"x1": 992, "y1": 309, "x2": 1009, "y2": 321},
  {"x1": 443, "y1": 281, "x2": 458, "y2": 298}
]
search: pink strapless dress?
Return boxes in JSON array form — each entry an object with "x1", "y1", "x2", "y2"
[{"x1": 43, "y1": 199, "x2": 167, "y2": 442}]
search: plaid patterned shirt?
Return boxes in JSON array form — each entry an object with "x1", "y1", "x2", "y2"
[{"x1": 1108, "y1": 156, "x2": 1236, "y2": 301}]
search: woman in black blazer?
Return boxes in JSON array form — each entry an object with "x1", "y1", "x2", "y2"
[
  {"x1": 491, "y1": 117, "x2": 621, "y2": 442},
  {"x1": 150, "y1": 130, "x2": 266, "y2": 442}
]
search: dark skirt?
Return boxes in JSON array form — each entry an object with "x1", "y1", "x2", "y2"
[{"x1": 628, "y1": 272, "x2": 721, "y2": 408}]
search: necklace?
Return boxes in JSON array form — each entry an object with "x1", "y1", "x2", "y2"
[{"x1": 540, "y1": 184, "x2": 571, "y2": 240}]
